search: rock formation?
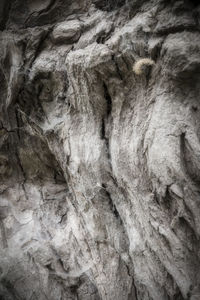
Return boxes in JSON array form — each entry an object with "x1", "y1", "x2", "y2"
[{"x1": 0, "y1": 0, "x2": 200, "y2": 299}]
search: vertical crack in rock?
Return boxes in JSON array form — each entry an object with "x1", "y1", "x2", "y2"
[
  {"x1": 101, "y1": 82, "x2": 112, "y2": 168},
  {"x1": 0, "y1": 0, "x2": 12, "y2": 30}
]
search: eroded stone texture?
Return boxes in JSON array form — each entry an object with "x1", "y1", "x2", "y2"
[{"x1": 0, "y1": 0, "x2": 200, "y2": 299}]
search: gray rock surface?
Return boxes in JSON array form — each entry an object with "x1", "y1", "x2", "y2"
[{"x1": 0, "y1": 0, "x2": 200, "y2": 299}]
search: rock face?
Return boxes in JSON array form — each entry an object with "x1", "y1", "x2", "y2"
[{"x1": 0, "y1": 0, "x2": 200, "y2": 299}]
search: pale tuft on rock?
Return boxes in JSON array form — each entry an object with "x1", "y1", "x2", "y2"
[{"x1": 133, "y1": 58, "x2": 155, "y2": 75}]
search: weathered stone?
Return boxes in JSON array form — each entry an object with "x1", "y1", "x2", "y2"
[
  {"x1": 52, "y1": 20, "x2": 82, "y2": 44},
  {"x1": 0, "y1": 0, "x2": 200, "y2": 299}
]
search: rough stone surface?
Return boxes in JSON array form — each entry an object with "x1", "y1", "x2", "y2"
[{"x1": 0, "y1": 0, "x2": 200, "y2": 299}]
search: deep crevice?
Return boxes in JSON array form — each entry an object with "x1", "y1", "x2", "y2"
[
  {"x1": 100, "y1": 118, "x2": 111, "y2": 161},
  {"x1": 0, "y1": 0, "x2": 12, "y2": 31},
  {"x1": 101, "y1": 82, "x2": 112, "y2": 163},
  {"x1": 132, "y1": 278, "x2": 139, "y2": 300},
  {"x1": 100, "y1": 118, "x2": 106, "y2": 140},
  {"x1": 155, "y1": 26, "x2": 200, "y2": 36},
  {"x1": 103, "y1": 82, "x2": 112, "y2": 117},
  {"x1": 180, "y1": 132, "x2": 188, "y2": 176},
  {"x1": 185, "y1": 0, "x2": 200, "y2": 8},
  {"x1": 93, "y1": 0, "x2": 125, "y2": 12}
]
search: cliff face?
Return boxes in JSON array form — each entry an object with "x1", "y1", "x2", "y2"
[{"x1": 0, "y1": 1, "x2": 200, "y2": 299}]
